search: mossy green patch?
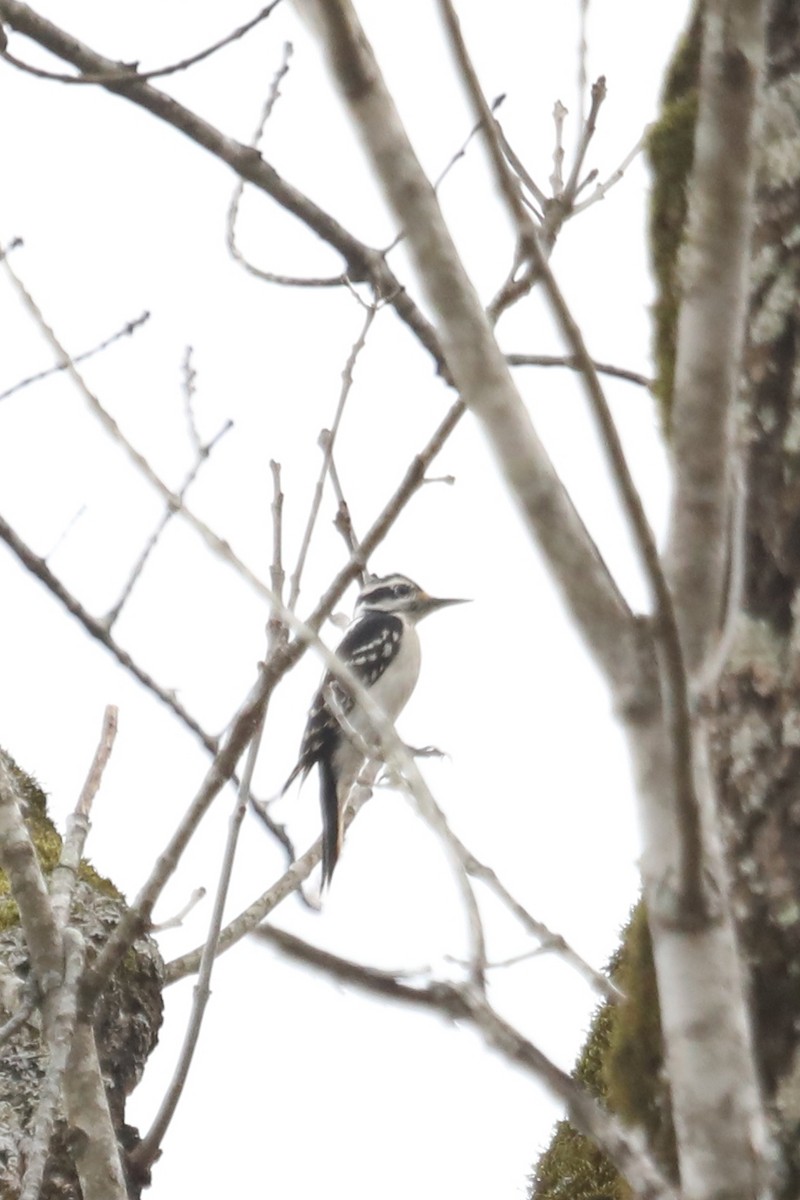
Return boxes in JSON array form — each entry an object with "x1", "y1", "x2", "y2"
[
  {"x1": 0, "y1": 749, "x2": 123, "y2": 920},
  {"x1": 646, "y1": 3, "x2": 702, "y2": 432},
  {"x1": 530, "y1": 903, "x2": 675, "y2": 1199}
]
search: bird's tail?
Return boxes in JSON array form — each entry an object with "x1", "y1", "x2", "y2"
[
  {"x1": 318, "y1": 755, "x2": 342, "y2": 889},
  {"x1": 279, "y1": 758, "x2": 305, "y2": 798}
]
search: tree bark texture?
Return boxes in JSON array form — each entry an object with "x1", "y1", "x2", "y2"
[
  {"x1": 0, "y1": 757, "x2": 163, "y2": 1200},
  {"x1": 533, "y1": 2, "x2": 800, "y2": 1195},
  {"x1": 709, "y1": 0, "x2": 800, "y2": 1186}
]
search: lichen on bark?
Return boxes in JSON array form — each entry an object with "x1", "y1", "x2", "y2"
[
  {"x1": 0, "y1": 751, "x2": 164, "y2": 1200},
  {"x1": 532, "y1": 2, "x2": 800, "y2": 1194},
  {"x1": 530, "y1": 906, "x2": 674, "y2": 1200}
]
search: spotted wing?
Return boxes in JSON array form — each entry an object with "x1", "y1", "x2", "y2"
[{"x1": 290, "y1": 611, "x2": 404, "y2": 777}]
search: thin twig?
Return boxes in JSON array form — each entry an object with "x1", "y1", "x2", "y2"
[
  {"x1": 0, "y1": 513, "x2": 218, "y2": 751},
  {"x1": 268, "y1": 460, "x2": 286, "y2": 615},
  {"x1": 165, "y1": 780, "x2": 378, "y2": 983},
  {"x1": 254, "y1": 924, "x2": 675, "y2": 1199},
  {"x1": 226, "y1": 42, "x2": 345, "y2": 289},
  {"x1": 386, "y1": 775, "x2": 487, "y2": 988},
  {"x1": 151, "y1": 887, "x2": 206, "y2": 932},
  {"x1": 562, "y1": 75, "x2": 606, "y2": 203},
  {"x1": 44, "y1": 506, "x2": 87, "y2": 562},
  {"x1": 577, "y1": 0, "x2": 590, "y2": 128},
  {"x1": 288, "y1": 304, "x2": 376, "y2": 608},
  {"x1": 572, "y1": 129, "x2": 648, "y2": 216},
  {"x1": 84, "y1": 393, "x2": 465, "y2": 1006},
  {"x1": 182, "y1": 346, "x2": 201, "y2": 455},
  {"x1": 1, "y1": 1, "x2": 282, "y2": 85},
  {"x1": 328, "y1": 447, "x2": 363, "y2": 561},
  {"x1": 307, "y1": 0, "x2": 638, "y2": 698},
  {"x1": 550, "y1": 100, "x2": 568, "y2": 195},
  {"x1": 132, "y1": 704, "x2": 263, "y2": 1172},
  {"x1": 438, "y1": 0, "x2": 705, "y2": 920},
  {"x1": 0, "y1": 311, "x2": 150, "y2": 402},
  {"x1": 76, "y1": 704, "x2": 118, "y2": 817},
  {"x1": 486, "y1": 254, "x2": 540, "y2": 326},
  {"x1": 383, "y1": 92, "x2": 508, "y2": 255},
  {"x1": 506, "y1": 351, "x2": 651, "y2": 389},
  {"x1": 465, "y1": 855, "x2": 622, "y2": 1002},
  {"x1": 436, "y1": 94, "x2": 507, "y2": 193},
  {"x1": 103, "y1": 418, "x2": 233, "y2": 629},
  {"x1": 495, "y1": 119, "x2": 547, "y2": 211},
  {"x1": 50, "y1": 705, "x2": 118, "y2": 931},
  {"x1": 255, "y1": 459, "x2": 296, "y2": 861},
  {"x1": 5, "y1": 391, "x2": 463, "y2": 1011},
  {"x1": 0, "y1": 251, "x2": 282, "y2": 609},
  {"x1": 0, "y1": 2, "x2": 445, "y2": 371}
]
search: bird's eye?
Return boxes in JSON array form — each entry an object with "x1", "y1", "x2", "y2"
[{"x1": 393, "y1": 583, "x2": 412, "y2": 598}]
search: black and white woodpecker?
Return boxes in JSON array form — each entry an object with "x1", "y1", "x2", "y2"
[{"x1": 281, "y1": 573, "x2": 466, "y2": 887}]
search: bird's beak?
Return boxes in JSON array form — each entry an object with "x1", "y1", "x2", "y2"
[{"x1": 416, "y1": 593, "x2": 471, "y2": 616}]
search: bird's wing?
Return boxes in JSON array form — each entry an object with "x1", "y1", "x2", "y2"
[{"x1": 282, "y1": 611, "x2": 405, "y2": 789}]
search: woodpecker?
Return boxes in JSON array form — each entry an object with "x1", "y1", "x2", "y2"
[{"x1": 281, "y1": 573, "x2": 466, "y2": 887}]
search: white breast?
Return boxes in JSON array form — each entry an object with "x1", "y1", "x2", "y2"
[
  {"x1": 371, "y1": 618, "x2": 421, "y2": 721},
  {"x1": 340, "y1": 624, "x2": 422, "y2": 753},
  {"x1": 336, "y1": 618, "x2": 421, "y2": 780}
]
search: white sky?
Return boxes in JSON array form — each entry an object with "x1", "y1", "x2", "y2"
[{"x1": 0, "y1": 2, "x2": 689, "y2": 1197}]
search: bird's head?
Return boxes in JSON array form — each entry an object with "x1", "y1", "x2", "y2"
[{"x1": 355, "y1": 573, "x2": 468, "y2": 622}]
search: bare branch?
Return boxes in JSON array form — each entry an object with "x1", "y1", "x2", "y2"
[
  {"x1": 288, "y1": 304, "x2": 376, "y2": 608},
  {"x1": 0, "y1": 749, "x2": 127, "y2": 1198},
  {"x1": 0, "y1": 251, "x2": 285, "y2": 608},
  {"x1": 506, "y1": 351, "x2": 651, "y2": 389},
  {"x1": 495, "y1": 119, "x2": 547, "y2": 212},
  {"x1": 0, "y1": 513, "x2": 218, "y2": 752},
  {"x1": 269, "y1": 460, "x2": 286, "y2": 613},
  {"x1": 132, "y1": 717, "x2": 258, "y2": 1172},
  {"x1": 438, "y1": 0, "x2": 707, "y2": 920},
  {"x1": 328, "y1": 450, "x2": 362, "y2": 561},
  {"x1": 164, "y1": 778, "x2": 377, "y2": 984},
  {"x1": 389, "y1": 775, "x2": 488, "y2": 987},
  {"x1": 225, "y1": 43, "x2": 343, "y2": 290},
  {"x1": 571, "y1": 128, "x2": 648, "y2": 215},
  {"x1": 3, "y1": 393, "x2": 464, "y2": 1003},
  {"x1": 0, "y1": 755, "x2": 62, "y2": 992},
  {"x1": 62, "y1": 1022, "x2": 128, "y2": 1200},
  {"x1": 665, "y1": 0, "x2": 765, "y2": 675},
  {"x1": 250, "y1": 461, "x2": 296, "y2": 858},
  {"x1": 50, "y1": 705, "x2": 118, "y2": 931},
  {"x1": 254, "y1": 925, "x2": 676, "y2": 1200},
  {"x1": 577, "y1": 0, "x2": 590, "y2": 127},
  {"x1": 181, "y1": 346, "x2": 200, "y2": 454},
  {"x1": 20, "y1": 928, "x2": 84, "y2": 1200},
  {"x1": 0, "y1": 1, "x2": 445, "y2": 370},
  {"x1": 550, "y1": 100, "x2": 568, "y2": 195},
  {"x1": 83, "y1": 395, "x2": 464, "y2": 1003},
  {"x1": 103, "y1": 417, "x2": 233, "y2": 630},
  {"x1": 0, "y1": 1, "x2": 282, "y2": 85},
  {"x1": 0, "y1": 310, "x2": 150, "y2": 403},
  {"x1": 76, "y1": 705, "x2": 118, "y2": 818},
  {"x1": 562, "y1": 75, "x2": 606, "y2": 201},
  {"x1": 464, "y1": 853, "x2": 622, "y2": 1003},
  {"x1": 384, "y1": 92, "x2": 509, "y2": 255},
  {"x1": 462, "y1": 991, "x2": 676, "y2": 1200},
  {"x1": 301, "y1": 0, "x2": 641, "y2": 700},
  {"x1": 151, "y1": 886, "x2": 206, "y2": 933}
]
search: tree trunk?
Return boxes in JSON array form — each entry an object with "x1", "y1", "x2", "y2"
[{"x1": 0, "y1": 755, "x2": 163, "y2": 1199}]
